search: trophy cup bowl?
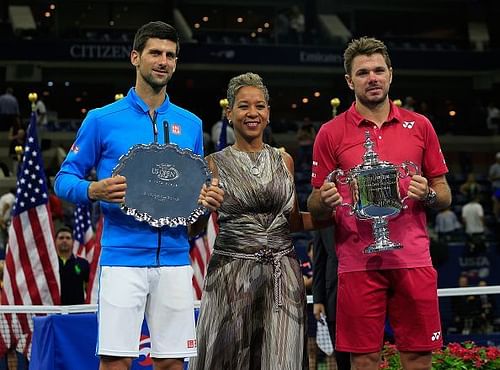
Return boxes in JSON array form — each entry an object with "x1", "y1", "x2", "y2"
[{"x1": 328, "y1": 132, "x2": 418, "y2": 253}]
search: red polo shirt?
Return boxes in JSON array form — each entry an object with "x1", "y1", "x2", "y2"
[{"x1": 311, "y1": 101, "x2": 448, "y2": 273}]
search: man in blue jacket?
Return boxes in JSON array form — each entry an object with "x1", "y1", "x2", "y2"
[{"x1": 55, "y1": 21, "x2": 223, "y2": 370}]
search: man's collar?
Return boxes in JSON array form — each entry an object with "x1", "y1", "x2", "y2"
[{"x1": 347, "y1": 101, "x2": 401, "y2": 126}]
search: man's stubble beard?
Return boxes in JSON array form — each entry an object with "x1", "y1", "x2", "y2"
[
  {"x1": 141, "y1": 70, "x2": 171, "y2": 92},
  {"x1": 356, "y1": 90, "x2": 389, "y2": 110}
]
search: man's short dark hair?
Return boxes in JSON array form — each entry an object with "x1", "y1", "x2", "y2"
[
  {"x1": 133, "y1": 21, "x2": 180, "y2": 55},
  {"x1": 55, "y1": 226, "x2": 73, "y2": 239}
]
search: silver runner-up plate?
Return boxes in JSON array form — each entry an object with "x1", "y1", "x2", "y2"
[{"x1": 112, "y1": 143, "x2": 211, "y2": 228}]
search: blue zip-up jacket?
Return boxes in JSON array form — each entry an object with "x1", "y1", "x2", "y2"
[{"x1": 55, "y1": 87, "x2": 203, "y2": 267}]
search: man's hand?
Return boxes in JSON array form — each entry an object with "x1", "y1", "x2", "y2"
[
  {"x1": 313, "y1": 303, "x2": 326, "y2": 321},
  {"x1": 319, "y1": 181, "x2": 343, "y2": 210},
  {"x1": 407, "y1": 174, "x2": 429, "y2": 201},
  {"x1": 308, "y1": 181, "x2": 342, "y2": 221},
  {"x1": 198, "y1": 178, "x2": 224, "y2": 212},
  {"x1": 87, "y1": 175, "x2": 127, "y2": 203}
]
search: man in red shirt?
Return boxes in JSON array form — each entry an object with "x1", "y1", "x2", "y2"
[{"x1": 308, "y1": 37, "x2": 452, "y2": 370}]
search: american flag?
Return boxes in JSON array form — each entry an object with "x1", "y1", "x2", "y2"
[
  {"x1": 86, "y1": 215, "x2": 102, "y2": 304},
  {"x1": 189, "y1": 212, "x2": 218, "y2": 299},
  {"x1": 71, "y1": 204, "x2": 101, "y2": 304},
  {"x1": 72, "y1": 204, "x2": 94, "y2": 258},
  {"x1": 0, "y1": 111, "x2": 60, "y2": 357}
]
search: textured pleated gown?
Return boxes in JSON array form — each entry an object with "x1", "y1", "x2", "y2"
[{"x1": 189, "y1": 144, "x2": 308, "y2": 370}]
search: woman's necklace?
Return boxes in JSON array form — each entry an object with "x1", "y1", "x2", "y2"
[
  {"x1": 250, "y1": 150, "x2": 264, "y2": 176},
  {"x1": 231, "y1": 145, "x2": 265, "y2": 176}
]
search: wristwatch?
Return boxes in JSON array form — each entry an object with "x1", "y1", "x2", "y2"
[{"x1": 424, "y1": 188, "x2": 437, "y2": 206}]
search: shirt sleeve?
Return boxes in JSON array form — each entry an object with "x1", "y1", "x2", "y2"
[
  {"x1": 54, "y1": 111, "x2": 101, "y2": 204},
  {"x1": 422, "y1": 117, "x2": 448, "y2": 178},
  {"x1": 311, "y1": 125, "x2": 337, "y2": 188}
]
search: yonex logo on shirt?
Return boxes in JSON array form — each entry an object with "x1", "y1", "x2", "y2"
[
  {"x1": 402, "y1": 121, "x2": 415, "y2": 129},
  {"x1": 431, "y1": 331, "x2": 441, "y2": 341}
]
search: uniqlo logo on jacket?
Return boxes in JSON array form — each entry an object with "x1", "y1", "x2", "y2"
[
  {"x1": 172, "y1": 124, "x2": 181, "y2": 135},
  {"x1": 187, "y1": 339, "x2": 197, "y2": 348}
]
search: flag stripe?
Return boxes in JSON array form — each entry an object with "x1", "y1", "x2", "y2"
[
  {"x1": 189, "y1": 212, "x2": 218, "y2": 299},
  {"x1": 3, "y1": 246, "x2": 24, "y2": 305},
  {"x1": 26, "y1": 208, "x2": 53, "y2": 304},
  {"x1": 11, "y1": 215, "x2": 40, "y2": 304},
  {"x1": 31, "y1": 207, "x2": 59, "y2": 303},
  {"x1": 85, "y1": 215, "x2": 102, "y2": 304}
]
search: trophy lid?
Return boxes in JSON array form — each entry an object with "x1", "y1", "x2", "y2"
[
  {"x1": 362, "y1": 131, "x2": 379, "y2": 165},
  {"x1": 354, "y1": 131, "x2": 396, "y2": 173}
]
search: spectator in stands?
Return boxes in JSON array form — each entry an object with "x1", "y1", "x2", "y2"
[
  {"x1": 308, "y1": 37, "x2": 451, "y2": 370},
  {"x1": 55, "y1": 226, "x2": 90, "y2": 305},
  {"x1": 402, "y1": 95, "x2": 416, "y2": 111},
  {"x1": 54, "y1": 21, "x2": 224, "y2": 370},
  {"x1": 488, "y1": 152, "x2": 500, "y2": 222},
  {"x1": 477, "y1": 280, "x2": 496, "y2": 334},
  {"x1": 451, "y1": 275, "x2": 479, "y2": 335},
  {"x1": 434, "y1": 206, "x2": 461, "y2": 243},
  {"x1": 190, "y1": 72, "x2": 324, "y2": 370},
  {"x1": 211, "y1": 118, "x2": 235, "y2": 150},
  {"x1": 0, "y1": 188, "x2": 16, "y2": 254},
  {"x1": 416, "y1": 100, "x2": 435, "y2": 122},
  {"x1": 35, "y1": 96, "x2": 48, "y2": 131},
  {"x1": 296, "y1": 117, "x2": 316, "y2": 170},
  {"x1": 486, "y1": 102, "x2": 500, "y2": 135},
  {"x1": 263, "y1": 122, "x2": 278, "y2": 147},
  {"x1": 288, "y1": 5, "x2": 305, "y2": 44},
  {"x1": 0, "y1": 87, "x2": 20, "y2": 132},
  {"x1": 459, "y1": 172, "x2": 482, "y2": 201},
  {"x1": 273, "y1": 9, "x2": 290, "y2": 44},
  {"x1": 7, "y1": 115, "x2": 25, "y2": 177},
  {"x1": 461, "y1": 192, "x2": 486, "y2": 254},
  {"x1": 47, "y1": 179, "x2": 65, "y2": 230},
  {"x1": 41, "y1": 140, "x2": 67, "y2": 177},
  {"x1": 312, "y1": 226, "x2": 351, "y2": 370}
]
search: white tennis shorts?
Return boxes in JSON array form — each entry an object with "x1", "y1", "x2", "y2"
[{"x1": 97, "y1": 265, "x2": 197, "y2": 359}]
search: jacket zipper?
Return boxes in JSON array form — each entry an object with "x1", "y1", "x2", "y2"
[{"x1": 148, "y1": 111, "x2": 161, "y2": 265}]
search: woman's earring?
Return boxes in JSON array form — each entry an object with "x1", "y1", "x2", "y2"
[{"x1": 228, "y1": 120, "x2": 232, "y2": 126}]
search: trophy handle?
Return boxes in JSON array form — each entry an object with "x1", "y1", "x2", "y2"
[
  {"x1": 399, "y1": 161, "x2": 419, "y2": 207},
  {"x1": 326, "y1": 169, "x2": 355, "y2": 214},
  {"x1": 327, "y1": 168, "x2": 350, "y2": 185},
  {"x1": 399, "y1": 161, "x2": 419, "y2": 178}
]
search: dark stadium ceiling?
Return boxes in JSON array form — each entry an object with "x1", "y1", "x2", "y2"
[{"x1": 6, "y1": 0, "x2": 476, "y2": 9}]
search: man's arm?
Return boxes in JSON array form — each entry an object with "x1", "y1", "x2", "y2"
[
  {"x1": 87, "y1": 176, "x2": 127, "y2": 203},
  {"x1": 407, "y1": 174, "x2": 452, "y2": 210},
  {"x1": 54, "y1": 112, "x2": 102, "y2": 204},
  {"x1": 307, "y1": 182, "x2": 342, "y2": 221}
]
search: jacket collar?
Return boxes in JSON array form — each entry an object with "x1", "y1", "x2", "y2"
[{"x1": 125, "y1": 87, "x2": 171, "y2": 114}]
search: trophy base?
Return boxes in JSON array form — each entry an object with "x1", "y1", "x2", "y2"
[{"x1": 363, "y1": 242, "x2": 403, "y2": 254}]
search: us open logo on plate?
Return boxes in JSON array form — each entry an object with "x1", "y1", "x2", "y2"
[{"x1": 152, "y1": 163, "x2": 179, "y2": 181}]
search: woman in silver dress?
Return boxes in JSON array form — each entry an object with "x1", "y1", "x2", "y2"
[{"x1": 190, "y1": 72, "x2": 322, "y2": 370}]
